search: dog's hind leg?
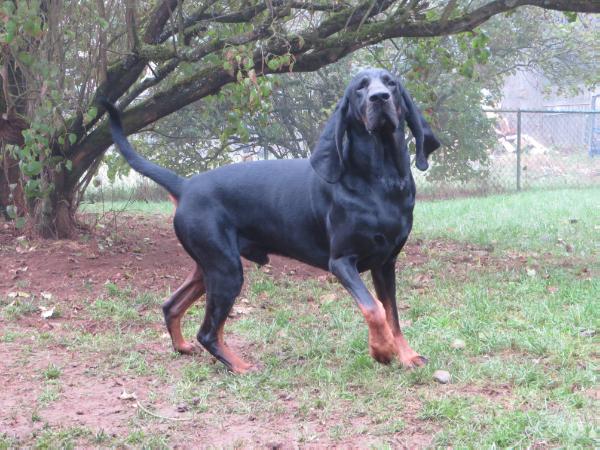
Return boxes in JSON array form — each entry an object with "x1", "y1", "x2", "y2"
[
  {"x1": 162, "y1": 264, "x2": 205, "y2": 354},
  {"x1": 196, "y1": 257, "x2": 254, "y2": 374}
]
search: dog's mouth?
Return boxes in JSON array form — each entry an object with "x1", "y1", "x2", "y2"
[{"x1": 365, "y1": 102, "x2": 398, "y2": 134}]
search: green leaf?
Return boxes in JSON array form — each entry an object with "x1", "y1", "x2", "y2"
[
  {"x1": 4, "y1": 20, "x2": 16, "y2": 43},
  {"x1": 65, "y1": 160, "x2": 72, "y2": 171},
  {"x1": 97, "y1": 17, "x2": 109, "y2": 30},
  {"x1": 85, "y1": 106, "x2": 98, "y2": 122},
  {"x1": 267, "y1": 58, "x2": 280, "y2": 71},
  {"x1": 23, "y1": 17, "x2": 42, "y2": 37},
  {"x1": 6, "y1": 205, "x2": 17, "y2": 219},
  {"x1": 243, "y1": 57, "x2": 254, "y2": 70},
  {"x1": 22, "y1": 160, "x2": 43, "y2": 177},
  {"x1": 2, "y1": 2, "x2": 16, "y2": 14},
  {"x1": 15, "y1": 217, "x2": 26, "y2": 229},
  {"x1": 17, "y1": 52, "x2": 34, "y2": 66},
  {"x1": 24, "y1": 179, "x2": 41, "y2": 198},
  {"x1": 68, "y1": 133, "x2": 77, "y2": 145}
]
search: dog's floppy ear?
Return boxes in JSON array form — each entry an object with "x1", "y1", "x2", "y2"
[
  {"x1": 310, "y1": 95, "x2": 349, "y2": 183},
  {"x1": 400, "y1": 87, "x2": 441, "y2": 171}
]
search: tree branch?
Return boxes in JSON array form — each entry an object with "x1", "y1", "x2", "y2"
[{"x1": 67, "y1": 0, "x2": 600, "y2": 187}]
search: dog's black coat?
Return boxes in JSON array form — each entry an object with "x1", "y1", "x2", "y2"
[{"x1": 102, "y1": 68, "x2": 440, "y2": 372}]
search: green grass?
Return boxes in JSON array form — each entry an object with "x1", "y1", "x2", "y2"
[
  {"x1": 81, "y1": 187, "x2": 600, "y2": 257},
  {"x1": 168, "y1": 262, "x2": 597, "y2": 447},
  {"x1": 413, "y1": 186, "x2": 600, "y2": 257},
  {"x1": 80, "y1": 200, "x2": 174, "y2": 215},
  {"x1": 3, "y1": 186, "x2": 599, "y2": 447},
  {"x1": 42, "y1": 364, "x2": 62, "y2": 380}
]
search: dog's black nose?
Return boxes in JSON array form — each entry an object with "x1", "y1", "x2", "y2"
[{"x1": 368, "y1": 91, "x2": 390, "y2": 102}]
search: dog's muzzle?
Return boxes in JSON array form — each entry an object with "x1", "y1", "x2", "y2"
[{"x1": 365, "y1": 88, "x2": 399, "y2": 133}]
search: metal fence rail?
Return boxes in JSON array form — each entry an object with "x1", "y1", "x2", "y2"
[{"x1": 419, "y1": 109, "x2": 600, "y2": 199}]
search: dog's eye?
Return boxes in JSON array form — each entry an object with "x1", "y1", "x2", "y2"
[
  {"x1": 387, "y1": 79, "x2": 396, "y2": 87},
  {"x1": 357, "y1": 78, "x2": 369, "y2": 91}
]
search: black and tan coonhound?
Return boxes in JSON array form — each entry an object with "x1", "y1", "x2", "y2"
[{"x1": 102, "y1": 68, "x2": 440, "y2": 373}]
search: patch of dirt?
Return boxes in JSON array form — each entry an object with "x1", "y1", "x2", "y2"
[
  {"x1": 0, "y1": 337, "x2": 437, "y2": 447},
  {"x1": 1, "y1": 212, "x2": 545, "y2": 307},
  {"x1": 1, "y1": 213, "x2": 327, "y2": 306}
]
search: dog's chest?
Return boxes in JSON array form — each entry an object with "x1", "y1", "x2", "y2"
[
  {"x1": 366, "y1": 180, "x2": 414, "y2": 239},
  {"x1": 332, "y1": 174, "x2": 415, "y2": 255}
]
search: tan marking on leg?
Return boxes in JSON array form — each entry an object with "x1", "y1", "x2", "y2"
[
  {"x1": 215, "y1": 323, "x2": 253, "y2": 374},
  {"x1": 358, "y1": 300, "x2": 397, "y2": 364},
  {"x1": 164, "y1": 266, "x2": 204, "y2": 354},
  {"x1": 395, "y1": 333, "x2": 426, "y2": 368},
  {"x1": 380, "y1": 295, "x2": 426, "y2": 369}
]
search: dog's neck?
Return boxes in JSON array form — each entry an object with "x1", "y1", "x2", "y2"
[{"x1": 346, "y1": 127, "x2": 411, "y2": 180}]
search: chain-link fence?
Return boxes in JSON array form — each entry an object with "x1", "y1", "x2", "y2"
[{"x1": 418, "y1": 109, "x2": 600, "y2": 199}]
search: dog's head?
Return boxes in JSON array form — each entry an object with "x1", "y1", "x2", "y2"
[{"x1": 310, "y1": 68, "x2": 441, "y2": 183}]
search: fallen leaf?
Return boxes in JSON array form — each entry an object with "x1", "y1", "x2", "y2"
[
  {"x1": 40, "y1": 306, "x2": 55, "y2": 319},
  {"x1": 119, "y1": 390, "x2": 137, "y2": 400},
  {"x1": 41, "y1": 292, "x2": 53, "y2": 300},
  {"x1": 579, "y1": 329, "x2": 596, "y2": 338}
]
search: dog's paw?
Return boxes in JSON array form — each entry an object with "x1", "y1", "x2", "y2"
[
  {"x1": 369, "y1": 341, "x2": 396, "y2": 365},
  {"x1": 174, "y1": 341, "x2": 203, "y2": 355},
  {"x1": 230, "y1": 362, "x2": 259, "y2": 375},
  {"x1": 399, "y1": 354, "x2": 428, "y2": 369}
]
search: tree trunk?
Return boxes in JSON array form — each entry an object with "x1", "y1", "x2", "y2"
[
  {"x1": 34, "y1": 191, "x2": 75, "y2": 238},
  {"x1": 0, "y1": 148, "x2": 26, "y2": 219},
  {"x1": 0, "y1": 115, "x2": 27, "y2": 219},
  {"x1": 33, "y1": 166, "x2": 76, "y2": 238}
]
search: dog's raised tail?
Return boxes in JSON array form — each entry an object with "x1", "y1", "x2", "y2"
[{"x1": 101, "y1": 99, "x2": 184, "y2": 200}]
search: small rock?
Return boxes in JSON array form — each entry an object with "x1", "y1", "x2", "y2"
[
  {"x1": 176, "y1": 404, "x2": 189, "y2": 413},
  {"x1": 76, "y1": 411, "x2": 84, "y2": 415},
  {"x1": 450, "y1": 338, "x2": 466, "y2": 350},
  {"x1": 432, "y1": 370, "x2": 451, "y2": 384}
]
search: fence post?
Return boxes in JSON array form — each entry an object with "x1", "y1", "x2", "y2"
[{"x1": 516, "y1": 109, "x2": 522, "y2": 191}]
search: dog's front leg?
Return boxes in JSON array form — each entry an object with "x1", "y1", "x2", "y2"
[
  {"x1": 372, "y1": 261, "x2": 427, "y2": 369},
  {"x1": 330, "y1": 256, "x2": 397, "y2": 364}
]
